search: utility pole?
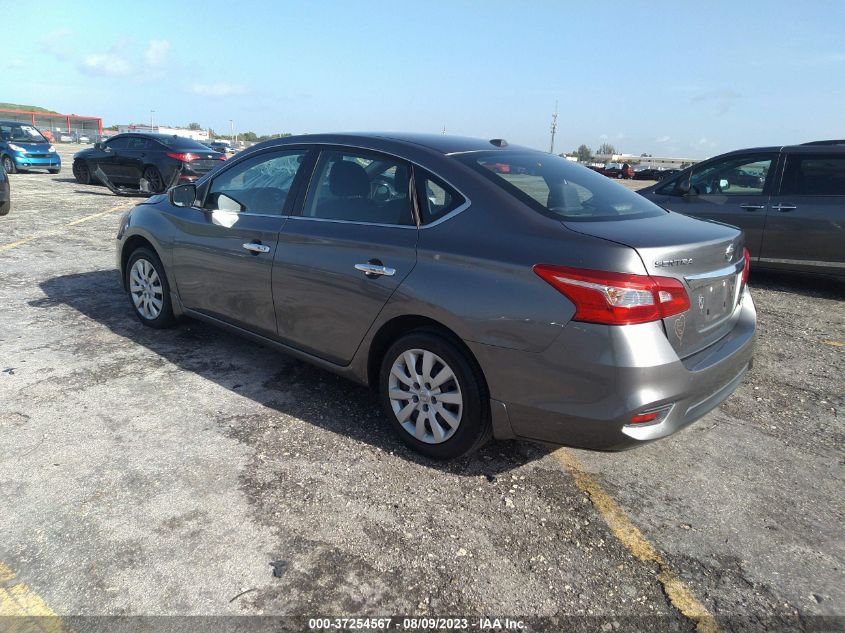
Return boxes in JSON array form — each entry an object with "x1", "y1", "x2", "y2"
[
  {"x1": 441, "y1": 125, "x2": 446, "y2": 135},
  {"x1": 150, "y1": 110, "x2": 155, "y2": 132},
  {"x1": 549, "y1": 101, "x2": 558, "y2": 154},
  {"x1": 230, "y1": 119, "x2": 234, "y2": 145}
]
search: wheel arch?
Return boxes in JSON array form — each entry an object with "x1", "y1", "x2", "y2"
[
  {"x1": 120, "y1": 234, "x2": 161, "y2": 290},
  {"x1": 365, "y1": 314, "x2": 489, "y2": 398}
]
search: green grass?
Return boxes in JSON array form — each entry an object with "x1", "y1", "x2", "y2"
[{"x1": 0, "y1": 102, "x2": 59, "y2": 114}]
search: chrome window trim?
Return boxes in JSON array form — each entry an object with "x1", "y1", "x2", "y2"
[
  {"x1": 286, "y1": 216, "x2": 417, "y2": 230},
  {"x1": 684, "y1": 261, "x2": 744, "y2": 282}
]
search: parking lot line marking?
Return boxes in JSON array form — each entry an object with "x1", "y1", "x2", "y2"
[
  {"x1": 0, "y1": 561, "x2": 71, "y2": 632},
  {"x1": 0, "y1": 201, "x2": 136, "y2": 253},
  {"x1": 822, "y1": 340, "x2": 844, "y2": 347},
  {"x1": 553, "y1": 449, "x2": 720, "y2": 633}
]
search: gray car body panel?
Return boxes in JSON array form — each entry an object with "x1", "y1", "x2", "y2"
[{"x1": 117, "y1": 133, "x2": 757, "y2": 449}]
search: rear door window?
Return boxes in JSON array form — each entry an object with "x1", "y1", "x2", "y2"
[
  {"x1": 302, "y1": 150, "x2": 415, "y2": 226},
  {"x1": 126, "y1": 137, "x2": 150, "y2": 150},
  {"x1": 780, "y1": 154, "x2": 845, "y2": 196}
]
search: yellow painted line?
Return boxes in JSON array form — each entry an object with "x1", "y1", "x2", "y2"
[
  {"x1": 821, "y1": 340, "x2": 844, "y2": 348},
  {"x1": 553, "y1": 449, "x2": 720, "y2": 633},
  {"x1": 0, "y1": 561, "x2": 72, "y2": 632},
  {"x1": 0, "y1": 200, "x2": 135, "y2": 253}
]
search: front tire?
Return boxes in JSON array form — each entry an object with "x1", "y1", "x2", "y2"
[
  {"x1": 72, "y1": 160, "x2": 91, "y2": 184},
  {"x1": 379, "y1": 331, "x2": 491, "y2": 459},
  {"x1": 125, "y1": 247, "x2": 175, "y2": 328},
  {"x1": 1, "y1": 155, "x2": 16, "y2": 174}
]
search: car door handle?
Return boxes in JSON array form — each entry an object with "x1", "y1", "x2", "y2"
[
  {"x1": 354, "y1": 263, "x2": 396, "y2": 277},
  {"x1": 242, "y1": 242, "x2": 270, "y2": 254},
  {"x1": 771, "y1": 204, "x2": 797, "y2": 212},
  {"x1": 740, "y1": 204, "x2": 766, "y2": 211}
]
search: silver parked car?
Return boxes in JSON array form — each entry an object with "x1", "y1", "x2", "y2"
[{"x1": 116, "y1": 133, "x2": 756, "y2": 459}]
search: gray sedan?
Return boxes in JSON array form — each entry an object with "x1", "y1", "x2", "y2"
[{"x1": 116, "y1": 133, "x2": 756, "y2": 459}]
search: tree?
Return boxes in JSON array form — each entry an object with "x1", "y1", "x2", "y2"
[
  {"x1": 575, "y1": 144, "x2": 592, "y2": 162},
  {"x1": 188, "y1": 122, "x2": 202, "y2": 130},
  {"x1": 597, "y1": 142, "x2": 616, "y2": 156}
]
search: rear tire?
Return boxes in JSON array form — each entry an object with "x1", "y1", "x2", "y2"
[
  {"x1": 379, "y1": 330, "x2": 491, "y2": 459},
  {"x1": 1, "y1": 155, "x2": 16, "y2": 174},
  {"x1": 142, "y1": 166, "x2": 165, "y2": 193},
  {"x1": 125, "y1": 247, "x2": 175, "y2": 329},
  {"x1": 72, "y1": 160, "x2": 91, "y2": 184}
]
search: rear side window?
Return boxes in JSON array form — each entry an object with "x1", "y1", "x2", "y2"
[
  {"x1": 415, "y1": 169, "x2": 465, "y2": 224},
  {"x1": 780, "y1": 154, "x2": 845, "y2": 196},
  {"x1": 126, "y1": 137, "x2": 150, "y2": 150},
  {"x1": 457, "y1": 151, "x2": 663, "y2": 222}
]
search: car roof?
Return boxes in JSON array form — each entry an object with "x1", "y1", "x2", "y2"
[{"x1": 262, "y1": 132, "x2": 535, "y2": 155}]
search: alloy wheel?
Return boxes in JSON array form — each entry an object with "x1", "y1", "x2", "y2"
[
  {"x1": 388, "y1": 348, "x2": 463, "y2": 444},
  {"x1": 129, "y1": 258, "x2": 164, "y2": 320}
]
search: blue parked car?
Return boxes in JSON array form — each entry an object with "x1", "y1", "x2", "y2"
[{"x1": 0, "y1": 120, "x2": 61, "y2": 174}]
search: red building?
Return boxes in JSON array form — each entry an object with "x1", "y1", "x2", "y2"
[{"x1": 0, "y1": 108, "x2": 103, "y2": 140}]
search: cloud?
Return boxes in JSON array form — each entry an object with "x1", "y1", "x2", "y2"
[
  {"x1": 655, "y1": 135, "x2": 671, "y2": 143},
  {"x1": 80, "y1": 48, "x2": 133, "y2": 77},
  {"x1": 144, "y1": 40, "x2": 170, "y2": 66},
  {"x1": 694, "y1": 137, "x2": 717, "y2": 149},
  {"x1": 40, "y1": 28, "x2": 75, "y2": 61},
  {"x1": 189, "y1": 82, "x2": 247, "y2": 97},
  {"x1": 690, "y1": 89, "x2": 741, "y2": 115}
]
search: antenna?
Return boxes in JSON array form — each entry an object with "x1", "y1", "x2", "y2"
[{"x1": 549, "y1": 100, "x2": 558, "y2": 154}]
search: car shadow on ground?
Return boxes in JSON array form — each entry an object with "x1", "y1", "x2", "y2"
[
  {"x1": 33, "y1": 270, "x2": 553, "y2": 476},
  {"x1": 749, "y1": 270, "x2": 845, "y2": 299}
]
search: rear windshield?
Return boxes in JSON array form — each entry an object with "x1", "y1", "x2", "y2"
[
  {"x1": 0, "y1": 123, "x2": 48, "y2": 143},
  {"x1": 456, "y1": 151, "x2": 665, "y2": 222},
  {"x1": 154, "y1": 135, "x2": 216, "y2": 151}
]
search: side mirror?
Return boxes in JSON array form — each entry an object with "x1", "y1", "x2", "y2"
[
  {"x1": 719, "y1": 178, "x2": 730, "y2": 190},
  {"x1": 170, "y1": 183, "x2": 197, "y2": 208},
  {"x1": 675, "y1": 179, "x2": 691, "y2": 196}
]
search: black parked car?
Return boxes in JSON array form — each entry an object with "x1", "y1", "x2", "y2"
[
  {"x1": 0, "y1": 163, "x2": 9, "y2": 216},
  {"x1": 72, "y1": 133, "x2": 226, "y2": 193},
  {"x1": 638, "y1": 140, "x2": 845, "y2": 279},
  {"x1": 633, "y1": 166, "x2": 679, "y2": 181}
]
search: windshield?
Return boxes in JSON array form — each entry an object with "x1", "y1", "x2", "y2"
[
  {"x1": 1, "y1": 123, "x2": 48, "y2": 143},
  {"x1": 457, "y1": 151, "x2": 665, "y2": 222}
]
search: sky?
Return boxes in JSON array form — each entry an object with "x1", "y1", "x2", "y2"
[{"x1": 2, "y1": 0, "x2": 844, "y2": 158}]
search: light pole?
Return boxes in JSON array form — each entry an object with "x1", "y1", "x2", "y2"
[
  {"x1": 150, "y1": 110, "x2": 155, "y2": 132},
  {"x1": 230, "y1": 119, "x2": 234, "y2": 145},
  {"x1": 549, "y1": 101, "x2": 558, "y2": 154}
]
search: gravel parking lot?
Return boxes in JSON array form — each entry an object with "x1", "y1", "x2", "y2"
[{"x1": 1, "y1": 146, "x2": 843, "y2": 632}]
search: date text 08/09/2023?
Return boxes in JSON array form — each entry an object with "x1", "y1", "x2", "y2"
[{"x1": 308, "y1": 617, "x2": 527, "y2": 630}]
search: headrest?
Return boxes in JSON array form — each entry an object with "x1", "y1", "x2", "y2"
[{"x1": 329, "y1": 160, "x2": 369, "y2": 197}]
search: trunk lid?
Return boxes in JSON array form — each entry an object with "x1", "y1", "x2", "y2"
[{"x1": 563, "y1": 212, "x2": 746, "y2": 358}]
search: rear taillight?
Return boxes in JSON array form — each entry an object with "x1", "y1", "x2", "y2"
[
  {"x1": 166, "y1": 152, "x2": 197, "y2": 162},
  {"x1": 218, "y1": 154, "x2": 227, "y2": 161},
  {"x1": 533, "y1": 265, "x2": 690, "y2": 325},
  {"x1": 741, "y1": 247, "x2": 750, "y2": 289}
]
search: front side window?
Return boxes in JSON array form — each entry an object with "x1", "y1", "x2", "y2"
[
  {"x1": 686, "y1": 154, "x2": 774, "y2": 196},
  {"x1": 303, "y1": 150, "x2": 414, "y2": 225},
  {"x1": 104, "y1": 136, "x2": 129, "y2": 150},
  {"x1": 458, "y1": 151, "x2": 664, "y2": 222},
  {"x1": 204, "y1": 149, "x2": 308, "y2": 214},
  {"x1": 780, "y1": 154, "x2": 845, "y2": 196}
]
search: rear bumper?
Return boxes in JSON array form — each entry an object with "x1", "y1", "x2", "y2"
[{"x1": 470, "y1": 289, "x2": 756, "y2": 450}]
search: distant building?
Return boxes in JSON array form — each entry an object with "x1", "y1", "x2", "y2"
[
  {"x1": 0, "y1": 108, "x2": 102, "y2": 138},
  {"x1": 117, "y1": 124, "x2": 209, "y2": 141}
]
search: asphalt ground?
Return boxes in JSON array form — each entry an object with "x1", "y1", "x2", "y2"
[{"x1": 0, "y1": 146, "x2": 842, "y2": 633}]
